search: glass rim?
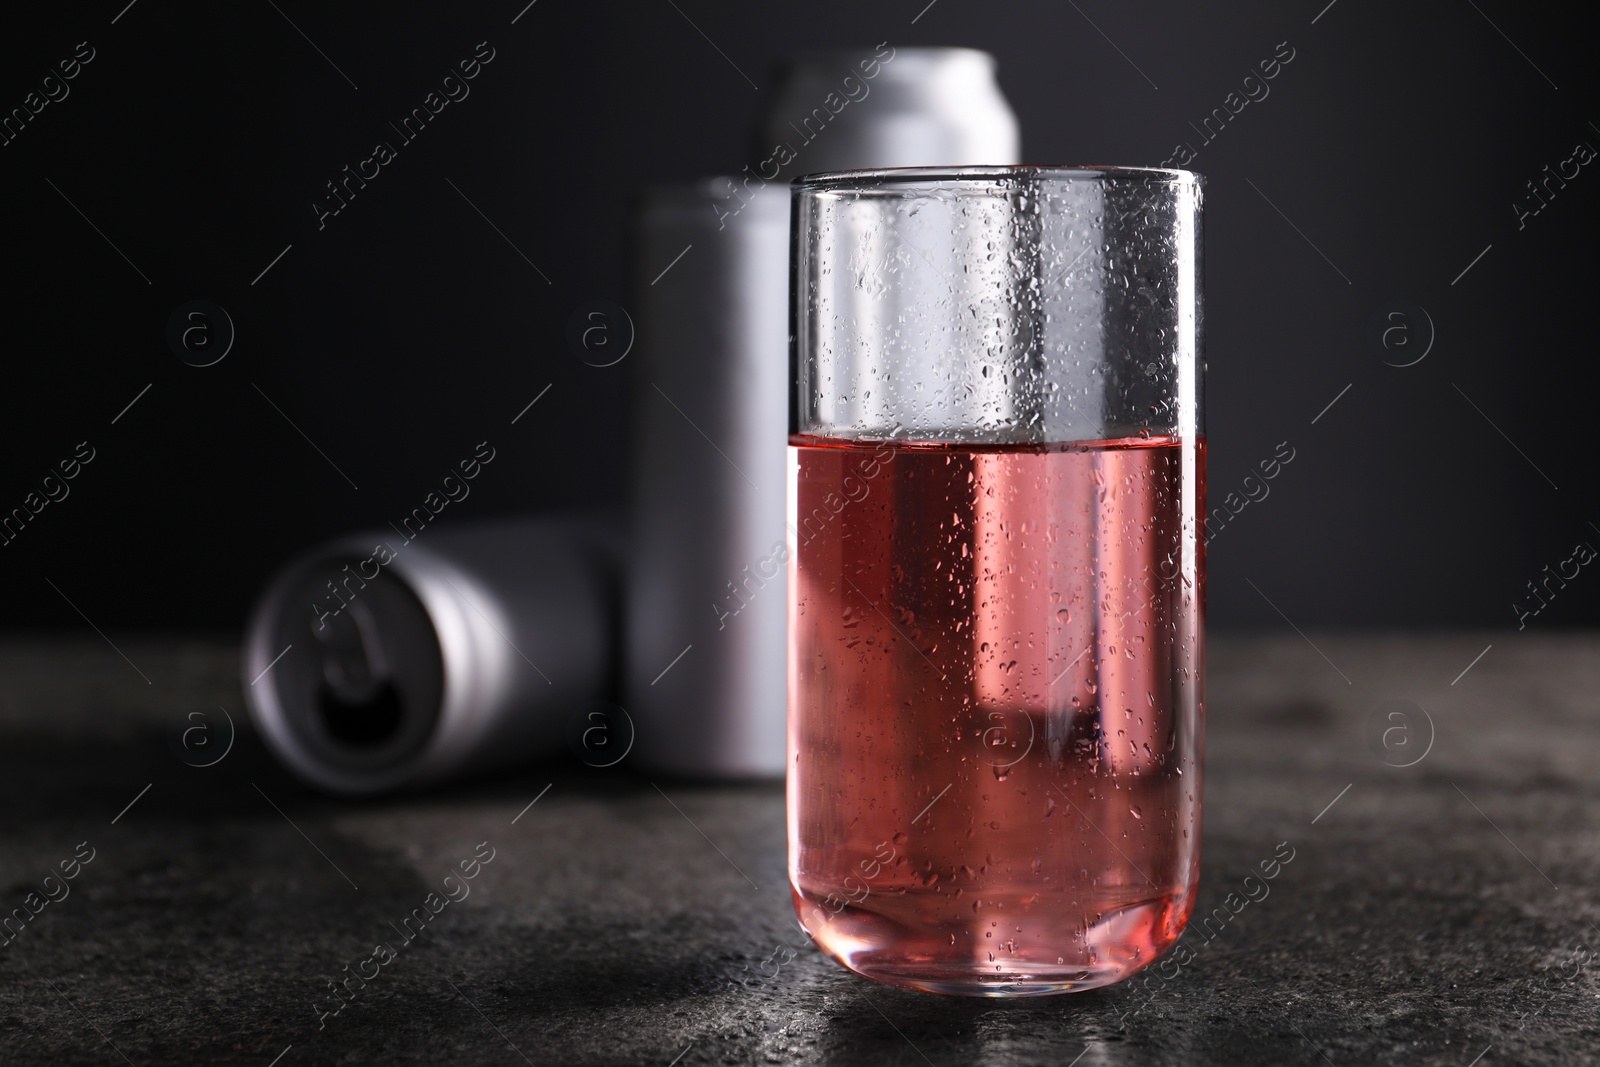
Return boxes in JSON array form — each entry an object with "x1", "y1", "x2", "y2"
[{"x1": 791, "y1": 164, "x2": 1203, "y2": 191}]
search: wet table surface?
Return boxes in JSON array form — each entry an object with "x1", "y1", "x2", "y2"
[{"x1": 0, "y1": 634, "x2": 1596, "y2": 1066}]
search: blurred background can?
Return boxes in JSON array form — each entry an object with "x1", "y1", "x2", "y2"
[
  {"x1": 243, "y1": 518, "x2": 613, "y2": 795},
  {"x1": 625, "y1": 47, "x2": 1020, "y2": 777}
]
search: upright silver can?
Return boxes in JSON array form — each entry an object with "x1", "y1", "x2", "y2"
[{"x1": 627, "y1": 47, "x2": 1020, "y2": 777}]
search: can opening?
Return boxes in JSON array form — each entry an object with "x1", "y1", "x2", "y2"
[
  {"x1": 255, "y1": 558, "x2": 445, "y2": 781},
  {"x1": 318, "y1": 682, "x2": 404, "y2": 747},
  {"x1": 312, "y1": 598, "x2": 406, "y2": 749}
]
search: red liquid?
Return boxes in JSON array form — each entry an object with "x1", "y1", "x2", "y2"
[{"x1": 787, "y1": 435, "x2": 1205, "y2": 996}]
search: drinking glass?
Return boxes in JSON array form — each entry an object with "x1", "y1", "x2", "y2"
[{"x1": 787, "y1": 166, "x2": 1204, "y2": 996}]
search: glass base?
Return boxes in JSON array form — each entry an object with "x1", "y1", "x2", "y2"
[
  {"x1": 835, "y1": 961, "x2": 1131, "y2": 998},
  {"x1": 797, "y1": 889, "x2": 1184, "y2": 998}
]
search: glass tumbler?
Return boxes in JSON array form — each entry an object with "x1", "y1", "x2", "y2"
[{"x1": 787, "y1": 167, "x2": 1204, "y2": 996}]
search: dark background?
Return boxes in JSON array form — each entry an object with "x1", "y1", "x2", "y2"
[{"x1": 2, "y1": 0, "x2": 1595, "y2": 633}]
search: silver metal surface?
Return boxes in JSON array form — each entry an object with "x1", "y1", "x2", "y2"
[
  {"x1": 756, "y1": 46, "x2": 1018, "y2": 175},
  {"x1": 626, "y1": 48, "x2": 1020, "y2": 778},
  {"x1": 243, "y1": 518, "x2": 611, "y2": 795}
]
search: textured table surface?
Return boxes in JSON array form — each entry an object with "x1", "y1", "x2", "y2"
[{"x1": 0, "y1": 634, "x2": 1596, "y2": 1066}]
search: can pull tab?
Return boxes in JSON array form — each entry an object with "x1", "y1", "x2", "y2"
[{"x1": 312, "y1": 599, "x2": 390, "y2": 706}]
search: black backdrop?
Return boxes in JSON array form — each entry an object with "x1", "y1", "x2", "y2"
[{"x1": 2, "y1": 0, "x2": 1595, "y2": 633}]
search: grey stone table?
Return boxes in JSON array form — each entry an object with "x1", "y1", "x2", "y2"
[{"x1": 0, "y1": 635, "x2": 1595, "y2": 1065}]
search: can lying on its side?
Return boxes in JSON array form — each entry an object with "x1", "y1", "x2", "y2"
[{"x1": 243, "y1": 518, "x2": 613, "y2": 795}]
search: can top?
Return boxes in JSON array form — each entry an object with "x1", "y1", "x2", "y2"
[
  {"x1": 775, "y1": 45, "x2": 996, "y2": 73},
  {"x1": 753, "y1": 45, "x2": 1019, "y2": 174}
]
